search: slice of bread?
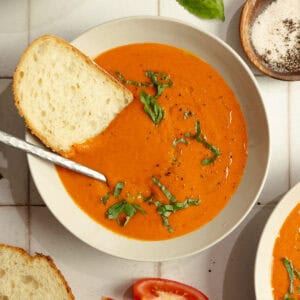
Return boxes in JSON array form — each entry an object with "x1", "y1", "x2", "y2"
[
  {"x1": 13, "y1": 35, "x2": 133, "y2": 154},
  {"x1": 0, "y1": 244, "x2": 74, "y2": 299}
]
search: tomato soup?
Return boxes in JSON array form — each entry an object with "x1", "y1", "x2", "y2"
[
  {"x1": 272, "y1": 202, "x2": 300, "y2": 299},
  {"x1": 57, "y1": 43, "x2": 248, "y2": 240}
]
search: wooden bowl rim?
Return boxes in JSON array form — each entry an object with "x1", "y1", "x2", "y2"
[{"x1": 239, "y1": 0, "x2": 300, "y2": 81}]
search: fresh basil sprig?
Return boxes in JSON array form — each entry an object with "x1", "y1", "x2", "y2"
[
  {"x1": 172, "y1": 137, "x2": 189, "y2": 147},
  {"x1": 116, "y1": 71, "x2": 151, "y2": 87},
  {"x1": 140, "y1": 91, "x2": 165, "y2": 125},
  {"x1": 113, "y1": 181, "x2": 125, "y2": 197},
  {"x1": 183, "y1": 110, "x2": 193, "y2": 120},
  {"x1": 152, "y1": 176, "x2": 176, "y2": 203},
  {"x1": 193, "y1": 120, "x2": 221, "y2": 165},
  {"x1": 146, "y1": 197, "x2": 200, "y2": 232},
  {"x1": 282, "y1": 257, "x2": 300, "y2": 298},
  {"x1": 101, "y1": 192, "x2": 110, "y2": 205},
  {"x1": 176, "y1": 0, "x2": 225, "y2": 21},
  {"x1": 145, "y1": 71, "x2": 173, "y2": 98},
  {"x1": 116, "y1": 70, "x2": 172, "y2": 125},
  {"x1": 106, "y1": 199, "x2": 146, "y2": 226},
  {"x1": 139, "y1": 71, "x2": 172, "y2": 125}
]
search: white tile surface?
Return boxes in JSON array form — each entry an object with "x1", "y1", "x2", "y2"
[
  {"x1": 0, "y1": 79, "x2": 28, "y2": 204},
  {"x1": 255, "y1": 77, "x2": 290, "y2": 204},
  {"x1": 0, "y1": 0, "x2": 28, "y2": 76},
  {"x1": 30, "y1": 207, "x2": 159, "y2": 299},
  {"x1": 30, "y1": 0, "x2": 158, "y2": 42},
  {"x1": 0, "y1": 207, "x2": 29, "y2": 249},
  {"x1": 289, "y1": 81, "x2": 300, "y2": 187}
]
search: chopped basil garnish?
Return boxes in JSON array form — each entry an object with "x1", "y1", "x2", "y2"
[
  {"x1": 115, "y1": 70, "x2": 172, "y2": 125},
  {"x1": 113, "y1": 181, "x2": 125, "y2": 197},
  {"x1": 183, "y1": 110, "x2": 193, "y2": 119},
  {"x1": 145, "y1": 71, "x2": 173, "y2": 98},
  {"x1": 152, "y1": 176, "x2": 176, "y2": 203},
  {"x1": 116, "y1": 71, "x2": 151, "y2": 87},
  {"x1": 101, "y1": 193, "x2": 110, "y2": 205},
  {"x1": 143, "y1": 195, "x2": 153, "y2": 202},
  {"x1": 294, "y1": 268, "x2": 300, "y2": 279},
  {"x1": 173, "y1": 137, "x2": 189, "y2": 147},
  {"x1": 106, "y1": 199, "x2": 146, "y2": 226},
  {"x1": 193, "y1": 120, "x2": 221, "y2": 165},
  {"x1": 140, "y1": 91, "x2": 164, "y2": 125},
  {"x1": 147, "y1": 197, "x2": 200, "y2": 232},
  {"x1": 282, "y1": 257, "x2": 295, "y2": 295}
]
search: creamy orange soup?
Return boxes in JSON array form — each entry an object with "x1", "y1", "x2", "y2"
[
  {"x1": 272, "y1": 202, "x2": 300, "y2": 299},
  {"x1": 57, "y1": 43, "x2": 248, "y2": 240}
]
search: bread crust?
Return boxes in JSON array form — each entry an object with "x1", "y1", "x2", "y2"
[
  {"x1": 0, "y1": 243, "x2": 75, "y2": 299},
  {"x1": 13, "y1": 34, "x2": 133, "y2": 154}
]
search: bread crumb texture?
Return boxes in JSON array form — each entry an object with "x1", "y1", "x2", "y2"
[
  {"x1": 0, "y1": 244, "x2": 74, "y2": 300},
  {"x1": 13, "y1": 35, "x2": 133, "y2": 153}
]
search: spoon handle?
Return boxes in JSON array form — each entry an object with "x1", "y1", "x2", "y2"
[{"x1": 0, "y1": 130, "x2": 107, "y2": 183}]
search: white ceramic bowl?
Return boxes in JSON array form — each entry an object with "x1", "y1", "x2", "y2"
[
  {"x1": 27, "y1": 16, "x2": 270, "y2": 261},
  {"x1": 255, "y1": 183, "x2": 300, "y2": 299}
]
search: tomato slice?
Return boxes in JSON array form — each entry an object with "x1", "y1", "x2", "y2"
[{"x1": 133, "y1": 278, "x2": 208, "y2": 300}]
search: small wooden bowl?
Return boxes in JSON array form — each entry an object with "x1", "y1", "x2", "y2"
[{"x1": 240, "y1": 0, "x2": 300, "y2": 81}]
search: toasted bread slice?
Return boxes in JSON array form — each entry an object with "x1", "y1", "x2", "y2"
[
  {"x1": 13, "y1": 35, "x2": 133, "y2": 154},
  {"x1": 0, "y1": 244, "x2": 74, "y2": 299}
]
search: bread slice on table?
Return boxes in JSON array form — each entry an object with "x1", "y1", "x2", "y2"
[
  {"x1": 13, "y1": 34, "x2": 133, "y2": 154},
  {"x1": 0, "y1": 244, "x2": 74, "y2": 299}
]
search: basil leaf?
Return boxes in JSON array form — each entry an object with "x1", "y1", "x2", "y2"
[
  {"x1": 113, "y1": 181, "x2": 125, "y2": 197},
  {"x1": 195, "y1": 120, "x2": 202, "y2": 141},
  {"x1": 173, "y1": 138, "x2": 189, "y2": 147},
  {"x1": 152, "y1": 176, "x2": 177, "y2": 203},
  {"x1": 133, "y1": 204, "x2": 146, "y2": 215},
  {"x1": 294, "y1": 268, "x2": 300, "y2": 279},
  {"x1": 143, "y1": 195, "x2": 153, "y2": 202},
  {"x1": 162, "y1": 215, "x2": 174, "y2": 233},
  {"x1": 176, "y1": 0, "x2": 225, "y2": 21},
  {"x1": 148, "y1": 196, "x2": 200, "y2": 232},
  {"x1": 106, "y1": 200, "x2": 127, "y2": 220},
  {"x1": 282, "y1": 257, "x2": 295, "y2": 295},
  {"x1": 106, "y1": 200, "x2": 146, "y2": 226},
  {"x1": 192, "y1": 120, "x2": 221, "y2": 165},
  {"x1": 101, "y1": 193, "x2": 110, "y2": 205},
  {"x1": 140, "y1": 91, "x2": 164, "y2": 125},
  {"x1": 186, "y1": 198, "x2": 201, "y2": 205},
  {"x1": 115, "y1": 70, "x2": 172, "y2": 125},
  {"x1": 116, "y1": 71, "x2": 151, "y2": 87},
  {"x1": 201, "y1": 155, "x2": 218, "y2": 165},
  {"x1": 183, "y1": 110, "x2": 193, "y2": 119},
  {"x1": 145, "y1": 71, "x2": 173, "y2": 98}
]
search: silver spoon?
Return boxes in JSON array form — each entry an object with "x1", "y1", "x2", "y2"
[{"x1": 0, "y1": 130, "x2": 107, "y2": 183}]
